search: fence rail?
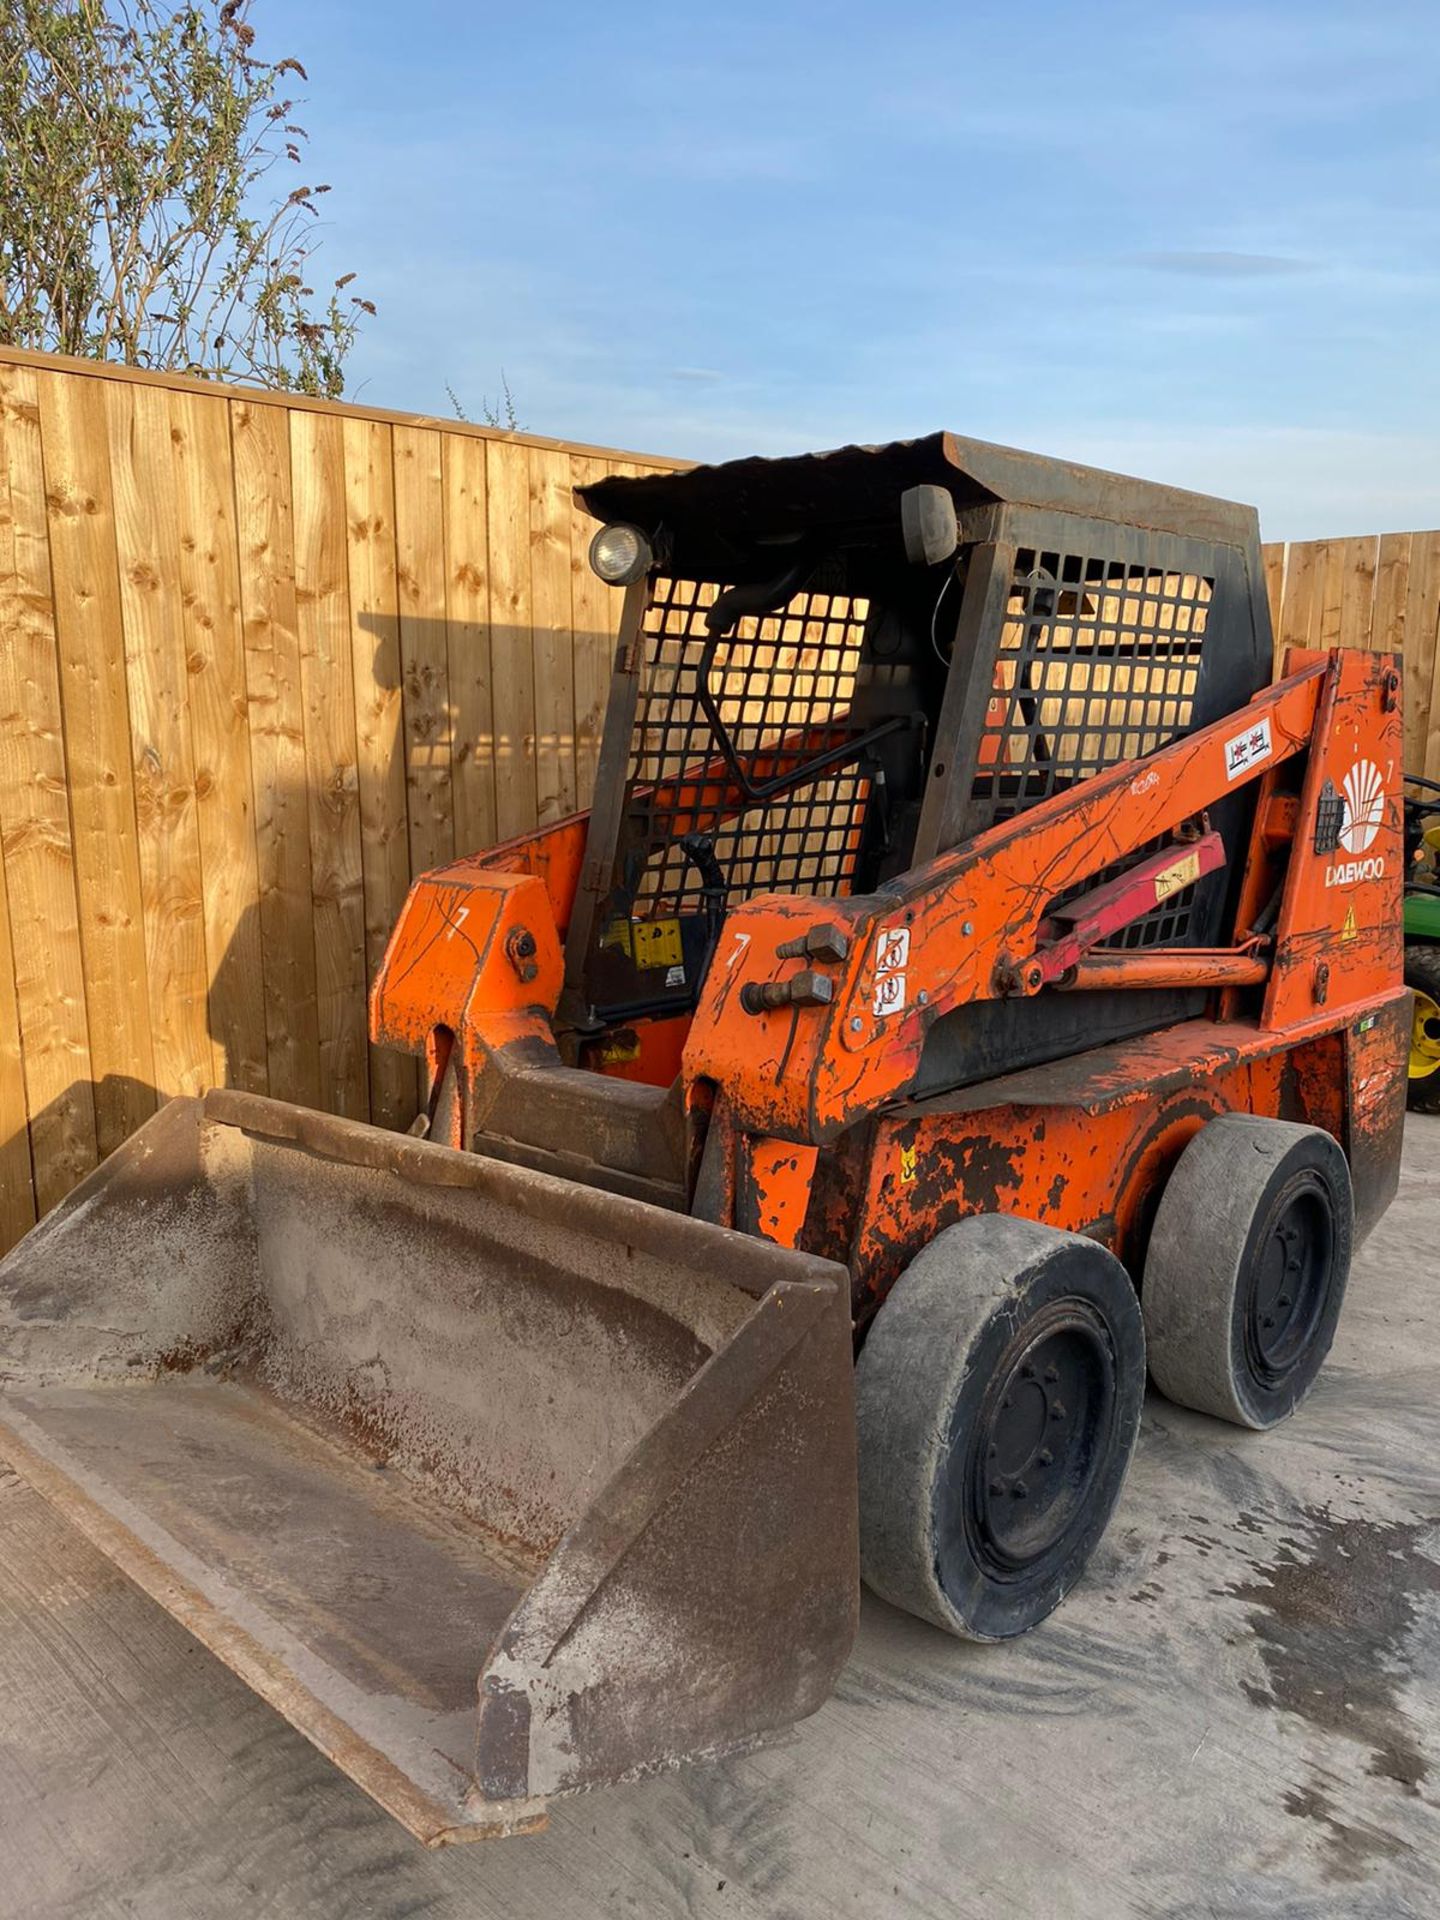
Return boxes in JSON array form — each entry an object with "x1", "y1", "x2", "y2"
[{"x1": 0, "y1": 342, "x2": 1435, "y2": 1252}]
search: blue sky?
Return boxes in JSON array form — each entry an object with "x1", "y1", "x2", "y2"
[{"x1": 284, "y1": 0, "x2": 1440, "y2": 540}]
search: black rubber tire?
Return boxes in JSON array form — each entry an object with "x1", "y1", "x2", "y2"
[
  {"x1": 855, "y1": 1215, "x2": 1146, "y2": 1642},
  {"x1": 1405, "y1": 945, "x2": 1440, "y2": 1114},
  {"x1": 1143, "y1": 1114, "x2": 1353, "y2": 1430}
]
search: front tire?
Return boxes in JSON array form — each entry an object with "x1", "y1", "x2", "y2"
[
  {"x1": 1143, "y1": 1114, "x2": 1353, "y2": 1429},
  {"x1": 856, "y1": 1216, "x2": 1146, "y2": 1642}
]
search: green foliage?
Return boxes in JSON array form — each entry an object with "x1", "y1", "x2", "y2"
[{"x1": 0, "y1": 0, "x2": 372, "y2": 396}]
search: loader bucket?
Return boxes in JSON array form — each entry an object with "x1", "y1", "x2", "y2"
[{"x1": 0, "y1": 1091, "x2": 857, "y2": 1844}]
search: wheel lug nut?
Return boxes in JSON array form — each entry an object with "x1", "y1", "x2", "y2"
[
  {"x1": 1262, "y1": 1314, "x2": 1275, "y2": 1329},
  {"x1": 1044, "y1": 1365, "x2": 1060, "y2": 1383},
  {"x1": 1021, "y1": 1362, "x2": 1035, "y2": 1379},
  {"x1": 989, "y1": 1480, "x2": 1005, "y2": 1496},
  {"x1": 1012, "y1": 1482, "x2": 1029, "y2": 1500},
  {"x1": 1001, "y1": 1396, "x2": 1013, "y2": 1411},
  {"x1": 1050, "y1": 1401, "x2": 1067, "y2": 1421},
  {"x1": 1038, "y1": 1448, "x2": 1053, "y2": 1466},
  {"x1": 1279, "y1": 1294, "x2": 1291, "y2": 1309}
]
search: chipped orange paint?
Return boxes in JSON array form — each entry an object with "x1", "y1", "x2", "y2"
[
  {"x1": 739, "y1": 1138, "x2": 821, "y2": 1248},
  {"x1": 854, "y1": 1029, "x2": 1313, "y2": 1314}
]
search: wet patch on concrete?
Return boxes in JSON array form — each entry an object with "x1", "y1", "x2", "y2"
[
  {"x1": 1227, "y1": 1506, "x2": 1440, "y2": 1802},
  {"x1": 1281, "y1": 1776, "x2": 1409, "y2": 1884}
]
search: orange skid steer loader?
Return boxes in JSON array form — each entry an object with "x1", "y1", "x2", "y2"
[{"x1": 0, "y1": 435, "x2": 1406, "y2": 1843}]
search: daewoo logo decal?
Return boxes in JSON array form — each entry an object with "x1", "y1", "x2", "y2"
[
  {"x1": 1325, "y1": 757, "x2": 1388, "y2": 887},
  {"x1": 1339, "y1": 758, "x2": 1384, "y2": 856}
]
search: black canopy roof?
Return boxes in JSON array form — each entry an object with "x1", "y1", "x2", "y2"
[{"x1": 577, "y1": 431, "x2": 1258, "y2": 568}]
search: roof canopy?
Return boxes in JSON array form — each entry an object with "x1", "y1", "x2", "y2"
[{"x1": 577, "y1": 431, "x2": 1259, "y2": 566}]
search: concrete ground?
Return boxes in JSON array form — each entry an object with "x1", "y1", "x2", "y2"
[{"x1": 2, "y1": 1119, "x2": 1438, "y2": 1920}]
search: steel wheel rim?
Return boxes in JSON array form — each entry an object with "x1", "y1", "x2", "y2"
[
  {"x1": 1410, "y1": 988, "x2": 1440, "y2": 1080},
  {"x1": 965, "y1": 1299, "x2": 1118, "y2": 1580},
  {"x1": 1244, "y1": 1178, "x2": 1333, "y2": 1385}
]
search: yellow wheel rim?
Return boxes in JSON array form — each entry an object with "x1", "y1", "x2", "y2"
[{"x1": 1410, "y1": 989, "x2": 1440, "y2": 1079}]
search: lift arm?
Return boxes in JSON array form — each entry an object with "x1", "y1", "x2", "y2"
[{"x1": 685, "y1": 649, "x2": 1401, "y2": 1144}]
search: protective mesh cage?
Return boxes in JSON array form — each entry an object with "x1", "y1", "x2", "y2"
[
  {"x1": 980, "y1": 549, "x2": 1214, "y2": 948},
  {"x1": 621, "y1": 578, "x2": 875, "y2": 913}
]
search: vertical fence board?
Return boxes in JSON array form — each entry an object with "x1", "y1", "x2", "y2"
[
  {"x1": 291, "y1": 408, "x2": 369, "y2": 1121},
  {"x1": 106, "y1": 382, "x2": 211, "y2": 1100},
  {"x1": 1405, "y1": 532, "x2": 1440, "y2": 781},
  {"x1": 35, "y1": 369, "x2": 155, "y2": 1155},
  {"x1": 529, "y1": 446, "x2": 577, "y2": 826},
  {"x1": 1314, "y1": 539, "x2": 1346, "y2": 647},
  {"x1": 0, "y1": 362, "x2": 97, "y2": 1213},
  {"x1": 1375, "y1": 532, "x2": 1412, "y2": 652},
  {"x1": 0, "y1": 835, "x2": 35, "y2": 1246},
  {"x1": 1341, "y1": 535, "x2": 1380, "y2": 650},
  {"x1": 343, "y1": 416, "x2": 416, "y2": 1125},
  {"x1": 169, "y1": 390, "x2": 267, "y2": 1094},
  {"x1": 1372, "y1": 531, "x2": 1413, "y2": 763},
  {"x1": 486, "y1": 440, "x2": 537, "y2": 840},
  {"x1": 393, "y1": 425, "x2": 453, "y2": 877},
  {"x1": 1276, "y1": 536, "x2": 1321, "y2": 662},
  {"x1": 232, "y1": 399, "x2": 321, "y2": 1111},
  {"x1": 442, "y1": 435, "x2": 495, "y2": 854}
]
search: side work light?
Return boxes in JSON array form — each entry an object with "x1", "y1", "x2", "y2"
[{"x1": 589, "y1": 523, "x2": 653, "y2": 586}]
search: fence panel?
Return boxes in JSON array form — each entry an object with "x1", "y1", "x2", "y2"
[{"x1": 1264, "y1": 531, "x2": 1440, "y2": 777}]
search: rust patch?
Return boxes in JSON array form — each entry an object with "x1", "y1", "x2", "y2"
[
  {"x1": 1227, "y1": 1505, "x2": 1440, "y2": 1799},
  {"x1": 944, "y1": 1129, "x2": 1027, "y2": 1211}
]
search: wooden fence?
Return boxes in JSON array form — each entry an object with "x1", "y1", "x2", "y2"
[
  {"x1": 1263, "y1": 532, "x2": 1440, "y2": 779},
  {"x1": 0, "y1": 345, "x2": 677, "y2": 1253},
  {"x1": 0, "y1": 341, "x2": 1437, "y2": 1254}
]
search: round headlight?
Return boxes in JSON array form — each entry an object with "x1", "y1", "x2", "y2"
[{"x1": 589, "y1": 522, "x2": 652, "y2": 586}]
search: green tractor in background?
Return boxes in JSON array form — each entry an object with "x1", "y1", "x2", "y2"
[{"x1": 1405, "y1": 775, "x2": 1440, "y2": 1111}]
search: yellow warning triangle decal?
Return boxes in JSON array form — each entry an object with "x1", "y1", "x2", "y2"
[{"x1": 1341, "y1": 903, "x2": 1358, "y2": 942}]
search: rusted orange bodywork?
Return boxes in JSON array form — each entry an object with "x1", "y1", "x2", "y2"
[
  {"x1": 372, "y1": 643, "x2": 1406, "y2": 1319},
  {"x1": 845, "y1": 1000, "x2": 1406, "y2": 1320}
]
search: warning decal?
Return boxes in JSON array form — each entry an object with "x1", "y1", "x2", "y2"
[
  {"x1": 873, "y1": 925, "x2": 910, "y2": 1018},
  {"x1": 1153, "y1": 850, "x2": 1201, "y2": 903},
  {"x1": 1224, "y1": 716, "x2": 1273, "y2": 781}
]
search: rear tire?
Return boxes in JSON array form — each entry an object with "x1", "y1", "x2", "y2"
[
  {"x1": 856, "y1": 1216, "x2": 1146, "y2": 1642},
  {"x1": 1405, "y1": 945, "x2": 1440, "y2": 1113},
  {"x1": 1143, "y1": 1114, "x2": 1353, "y2": 1430}
]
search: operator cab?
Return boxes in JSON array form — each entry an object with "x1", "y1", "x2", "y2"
[{"x1": 564, "y1": 433, "x2": 1271, "y2": 1089}]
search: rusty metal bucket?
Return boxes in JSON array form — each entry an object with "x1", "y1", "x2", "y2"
[{"x1": 0, "y1": 1090, "x2": 857, "y2": 1844}]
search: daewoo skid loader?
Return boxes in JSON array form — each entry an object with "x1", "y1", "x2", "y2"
[{"x1": 0, "y1": 436, "x2": 1406, "y2": 1843}]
